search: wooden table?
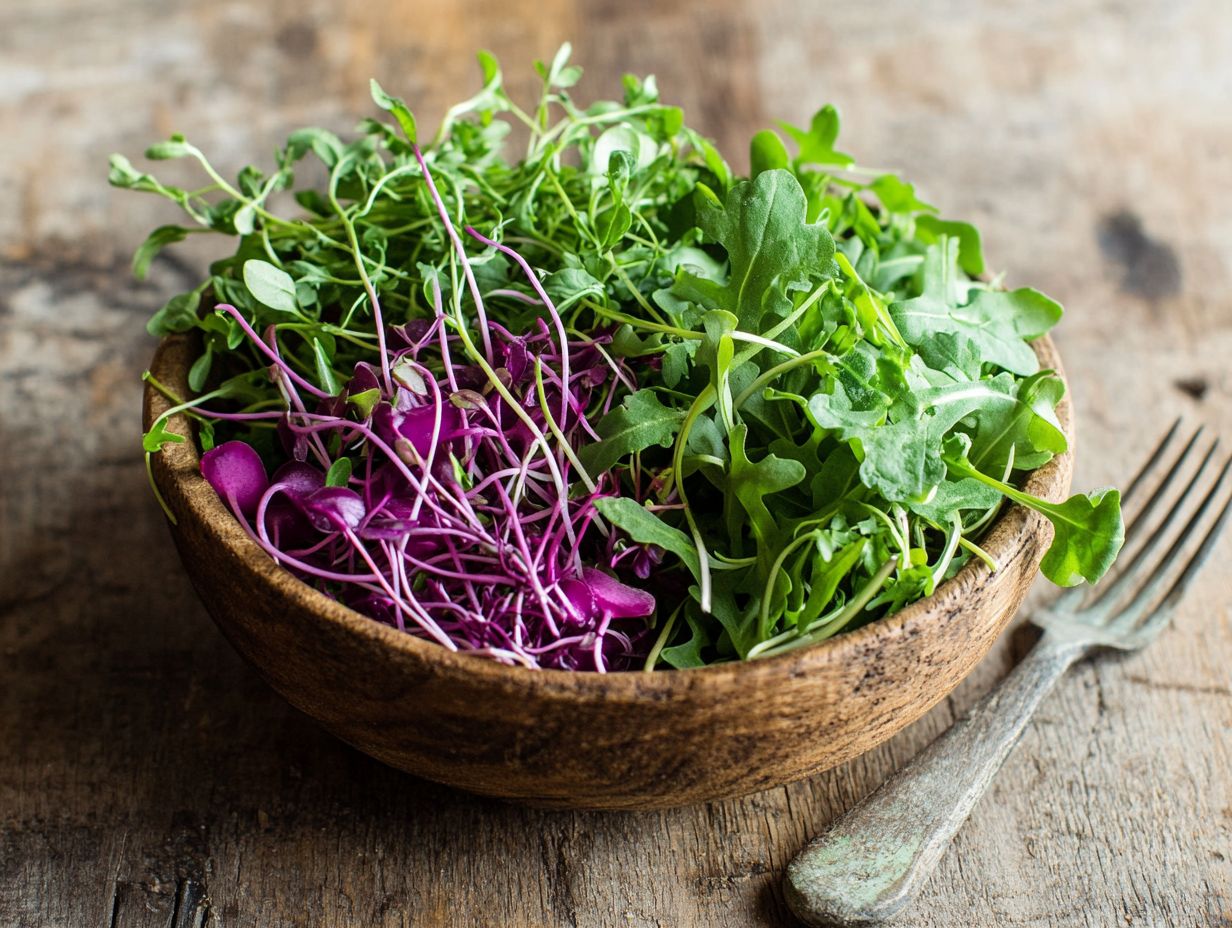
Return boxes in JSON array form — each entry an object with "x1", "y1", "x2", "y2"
[{"x1": 2, "y1": 2, "x2": 1229, "y2": 925}]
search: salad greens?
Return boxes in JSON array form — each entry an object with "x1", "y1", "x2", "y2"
[{"x1": 120, "y1": 45, "x2": 1124, "y2": 671}]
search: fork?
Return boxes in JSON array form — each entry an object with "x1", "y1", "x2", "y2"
[{"x1": 785, "y1": 420, "x2": 1232, "y2": 927}]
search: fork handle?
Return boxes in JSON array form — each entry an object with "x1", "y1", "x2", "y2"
[{"x1": 785, "y1": 635, "x2": 1084, "y2": 926}]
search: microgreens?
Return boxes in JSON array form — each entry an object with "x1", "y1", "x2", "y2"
[{"x1": 121, "y1": 45, "x2": 1123, "y2": 671}]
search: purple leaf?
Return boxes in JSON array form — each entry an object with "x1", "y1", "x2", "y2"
[
  {"x1": 201, "y1": 441, "x2": 269, "y2": 517},
  {"x1": 562, "y1": 568, "x2": 656, "y2": 622},
  {"x1": 559, "y1": 576, "x2": 596, "y2": 626},
  {"x1": 272, "y1": 460, "x2": 326, "y2": 499},
  {"x1": 373, "y1": 401, "x2": 465, "y2": 459},
  {"x1": 301, "y1": 486, "x2": 366, "y2": 532},
  {"x1": 347, "y1": 362, "x2": 382, "y2": 396},
  {"x1": 582, "y1": 567, "x2": 656, "y2": 618}
]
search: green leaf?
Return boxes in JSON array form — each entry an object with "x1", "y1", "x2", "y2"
[
  {"x1": 750, "y1": 129, "x2": 790, "y2": 176},
  {"x1": 147, "y1": 288, "x2": 202, "y2": 336},
  {"x1": 687, "y1": 131, "x2": 732, "y2": 192},
  {"x1": 965, "y1": 286, "x2": 1063, "y2": 341},
  {"x1": 545, "y1": 42, "x2": 574, "y2": 86},
  {"x1": 144, "y1": 137, "x2": 192, "y2": 160},
  {"x1": 591, "y1": 125, "x2": 657, "y2": 175},
  {"x1": 312, "y1": 337, "x2": 340, "y2": 395},
  {"x1": 915, "y1": 216, "x2": 985, "y2": 276},
  {"x1": 594, "y1": 497, "x2": 701, "y2": 582},
  {"x1": 662, "y1": 340, "x2": 698, "y2": 388},
  {"x1": 369, "y1": 78, "x2": 418, "y2": 143},
  {"x1": 660, "y1": 607, "x2": 713, "y2": 669},
  {"x1": 807, "y1": 342, "x2": 895, "y2": 432},
  {"x1": 143, "y1": 418, "x2": 186, "y2": 453},
  {"x1": 726, "y1": 423, "x2": 805, "y2": 547},
  {"x1": 798, "y1": 537, "x2": 866, "y2": 626},
  {"x1": 1036, "y1": 488, "x2": 1124, "y2": 587},
  {"x1": 907, "y1": 477, "x2": 1002, "y2": 522},
  {"x1": 944, "y1": 434, "x2": 1124, "y2": 586},
  {"x1": 477, "y1": 49, "x2": 501, "y2": 84},
  {"x1": 869, "y1": 174, "x2": 936, "y2": 214},
  {"x1": 107, "y1": 153, "x2": 144, "y2": 188},
  {"x1": 847, "y1": 417, "x2": 947, "y2": 502},
  {"x1": 286, "y1": 127, "x2": 345, "y2": 167},
  {"x1": 243, "y1": 259, "x2": 299, "y2": 314},
  {"x1": 675, "y1": 169, "x2": 836, "y2": 329},
  {"x1": 577, "y1": 389, "x2": 685, "y2": 475},
  {"x1": 543, "y1": 267, "x2": 604, "y2": 306},
  {"x1": 347, "y1": 388, "x2": 381, "y2": 419},
  {"x1": 916, "y1": 332, "x2": 982, "y2": 381},
  {"x1": 188, "y1": 345, "x2": 213, "y2": 392},
  {"x1": 706, "y1": 572, "x2": 763, "y2": 657},
  {"x1": 595, "y1": 203, "x2": 632, "y2": 250},
  {"x1": 779, "y1": 104, "x2": 854, "y2": 168},
  {"x1": 233, "y1": 203, "x2": 257, "y2": 236},
  {"x1": 132, "y1": 225, "x2": 190, "y2": 280},
  {"x1": 964, "y1": 371, "x2": 1067, "y2": 475},
  {"x1": 325, "y1": 457, "x2": 353, "y2": 488},
  {"x1": 891, "y1": 239, "x2": 1043, "y2": 376},
  {"x1": 698, "y1": 309, "x2": 737, "y2": 428}
]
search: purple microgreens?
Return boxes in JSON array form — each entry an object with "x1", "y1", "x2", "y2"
[{"x1": 189, "y1": 230, "x2": 651, "y2": 671}]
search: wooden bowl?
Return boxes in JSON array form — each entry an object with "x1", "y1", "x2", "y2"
[{"x1": 143, "y1": 334, "x2": 1072, "y2": 810}]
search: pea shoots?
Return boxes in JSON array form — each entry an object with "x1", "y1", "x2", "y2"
[{"x1": 122, "y1": 45, "x2": 1123, "y2": 671}]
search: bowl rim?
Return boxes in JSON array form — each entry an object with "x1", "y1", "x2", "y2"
[{"x1": 145, "y1": 332, "x2": 1072, "y2": 699}]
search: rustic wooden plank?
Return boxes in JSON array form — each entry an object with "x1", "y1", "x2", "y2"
[{"x1": 1, "y1": 0, "x2": 1230, "y2": 926}]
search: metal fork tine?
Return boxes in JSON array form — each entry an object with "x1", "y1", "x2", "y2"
[
  {"x1": 1130, "y1": 488, "x2": 1232, "y2": 645},
  {"x1": 1121, "y1": 416, "x2": 1183, "y2": 508},
  {"x1": 1065, "y1": 435, "x2": 1217, "y2": 617},
  {"x1": 1158, "y1": 480, "x2": 1232, "y2": 608},
  {"x1": 1049, "y1": 421, "x2": 1196, "y2": 613},
  {"x1": 1109, "y1": 454, "x2": 1232, "y2": 632},
  {"x1": 1123, "y1": 426, "x2": 1206, "y2": 536}
]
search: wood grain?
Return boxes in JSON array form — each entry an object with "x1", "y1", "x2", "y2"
[{"x1": 2, "y1": 0, "x2": 1230, "y2": 923}]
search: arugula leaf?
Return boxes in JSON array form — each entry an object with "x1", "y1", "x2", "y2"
[
  {"x1": 147, "y1": 287, "x2": 203, "y2": 336},
  {"x1": 915, "y1": 332, "x2": 982, "y2": 381},
  {"x1": 907, "y1": 477, "x2": 1002, "y2": 522},
  {"x1": 779, "y1": 105, "x2": 854, "y2": 168},
  {"x1": 142, "y1": 418, "x2": 186, "y2": 453},
  {"x1": 660, "y1": 607, "x2": 713, "y2": 669},
  {"x1": 869, "y1": 174, "x2": 936, "y2": 214},
  {"x1": 750, "y1": 129, "x2": 790, "y2": 176},
  {"x1": 891, "y1": 239, "x2": 1046, "y2": 376},
  {"x1": 797, "y1": 536, "x2": 866, "y2": 627},
  {"x1": 706, "y1": 570, "x2": 763, "y2": 658},
  {"x1": 944, "y1": 434, "x2": 1124, "y2": 586},
  {"x1": 725, "y1": 423, "x2": 805, "y2": 548},
  {"x1": 593, "y1": 497, "x2": 701, "y2": 582},
  {"x1": 963, "y1": 371, "x2": 1067, "y2": 475},
  {"x1": 674, "y1": 169, "x2": 836, "y2": 328},
  {"x1": 914, "y1": 216, "x2": 985, "y2": 276},
  {"x1": 856, "y1": 419, "x2": 947, "y2": 502},
  {"x1": 577, "y1": 389, "x2": 685, "y2": 474}
]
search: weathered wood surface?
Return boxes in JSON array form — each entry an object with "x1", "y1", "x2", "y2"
[{"x1": 1, "y1": 1, "x2": 1229, "y2": 925}]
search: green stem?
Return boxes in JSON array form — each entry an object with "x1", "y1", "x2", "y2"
[
  {"x1": 732, "y1": 349, "x2": 831, "y2": 410},
  {"x1": 758, "y1": 530, "x2": 822, "y2": 638},
  {"x1": 752, "y1": 558, "x2": 897, "y2": 659},
  {"x1": 671, "y1": 385, "x2": 717, "y2": 612},
  {"x1": 642, "y1": 603, "x2": 683, "y2": 672}
]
